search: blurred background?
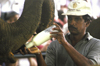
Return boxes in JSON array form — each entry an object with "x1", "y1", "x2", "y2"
[{"x1": 0, "y1": 0, "x2": 100, "y2": 19}]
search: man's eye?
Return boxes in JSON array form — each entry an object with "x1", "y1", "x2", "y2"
[{"x1": 68, "y1": 17, "x2": 72, "y2": 21}]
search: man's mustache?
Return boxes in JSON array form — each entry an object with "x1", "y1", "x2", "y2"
[{"x1": 68, "y1": 25, "x2": 77, "y2": 29}]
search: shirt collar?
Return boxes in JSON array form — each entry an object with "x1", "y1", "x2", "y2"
[{"x1": 85, "y1": 32, "x2": 93, "y2": 40}]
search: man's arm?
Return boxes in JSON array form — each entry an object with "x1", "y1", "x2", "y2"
[
  {"x1": 62, "y1": 41, "x2": 93, "y2": 66},
  {"x1": 36, "y1": 53, "x2": 47, "y2": 66},
  {"x1": 20, "y1": 46, "x2": 47, "y2": 66}
]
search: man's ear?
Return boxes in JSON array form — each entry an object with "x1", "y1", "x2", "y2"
[{"x1": 86, "y1": 21, "x2": 90, "y2": 27}]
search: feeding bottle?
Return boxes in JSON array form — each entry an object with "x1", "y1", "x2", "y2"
[{"x1": 25, "y1": 25, "x2": 58, "y2": 48}]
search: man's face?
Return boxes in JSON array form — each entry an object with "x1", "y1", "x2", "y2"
[{"x1": 68, "y1": 15, "x2": 88, "y2": 35}]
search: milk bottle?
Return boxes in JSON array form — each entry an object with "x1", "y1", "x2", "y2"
[{"x1": 25, "y1": 25, "x2": 58, "y2": 48}]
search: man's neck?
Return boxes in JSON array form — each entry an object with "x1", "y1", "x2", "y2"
[{"x1": 69, "y1": 32, "x2": 86, "y2": 46}]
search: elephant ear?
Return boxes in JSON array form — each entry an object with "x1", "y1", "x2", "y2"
[
  {"x1": 0, "y1": 0, "x2": 54, "y2": 63},
  {"x1": 87, "y1": 17, "x2": 100, "y2": 39}
]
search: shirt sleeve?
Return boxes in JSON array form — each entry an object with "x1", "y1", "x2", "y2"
[
  {"x1": 86, "y1": 41, "x2": 100, "y2": 65},
  {"x1": 45, "y1": 41, "x2": 56, "y2": 66}
]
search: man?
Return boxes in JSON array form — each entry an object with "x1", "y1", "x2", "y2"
[
  {"x1": 21, "y1": 0, "x2": 100, "y2": 66},
  {"x1": 44, "y1": 0, "x2": 100, "y2": 65}
]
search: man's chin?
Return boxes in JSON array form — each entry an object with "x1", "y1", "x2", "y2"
[{"x1": 70, "y1": 32, "x2": 79, "y2": 35}]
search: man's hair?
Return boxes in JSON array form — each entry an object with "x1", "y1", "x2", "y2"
[{"x1": 82, "y1": 14, "x2": 92, "y2": 22}]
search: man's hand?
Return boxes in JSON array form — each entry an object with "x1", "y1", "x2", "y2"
[
  {"x1": 50, "y1": 23, "x2": 67, "y2": 44},
  {"x1": 20, "y1": 46, "x2": 41, "y2": 55}
]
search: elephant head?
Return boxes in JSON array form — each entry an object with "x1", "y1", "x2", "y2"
[{"x1": 0, "y1": 0, "x2": 55, "y2": 63}]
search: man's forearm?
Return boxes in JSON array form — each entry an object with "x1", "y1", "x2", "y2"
[
  {"x1": 63, "y1": 41, "x2": 93, "y2": 66},
  {"x1": 36, "y1": 53, "x2": 47, "y2": 66}
]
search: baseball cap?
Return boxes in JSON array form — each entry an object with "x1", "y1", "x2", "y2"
[{"x1": 62, "y1": 0, "x2": 92, "y2": 17}]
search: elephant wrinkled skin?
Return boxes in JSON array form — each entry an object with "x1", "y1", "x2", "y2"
[{"x1": 0, "y1": 0, "x2": 54, "y2": 63}]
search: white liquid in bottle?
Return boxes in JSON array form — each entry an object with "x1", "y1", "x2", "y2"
[{"x1": 25, "y1": 25, "x2": 58, "y2": 48}]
